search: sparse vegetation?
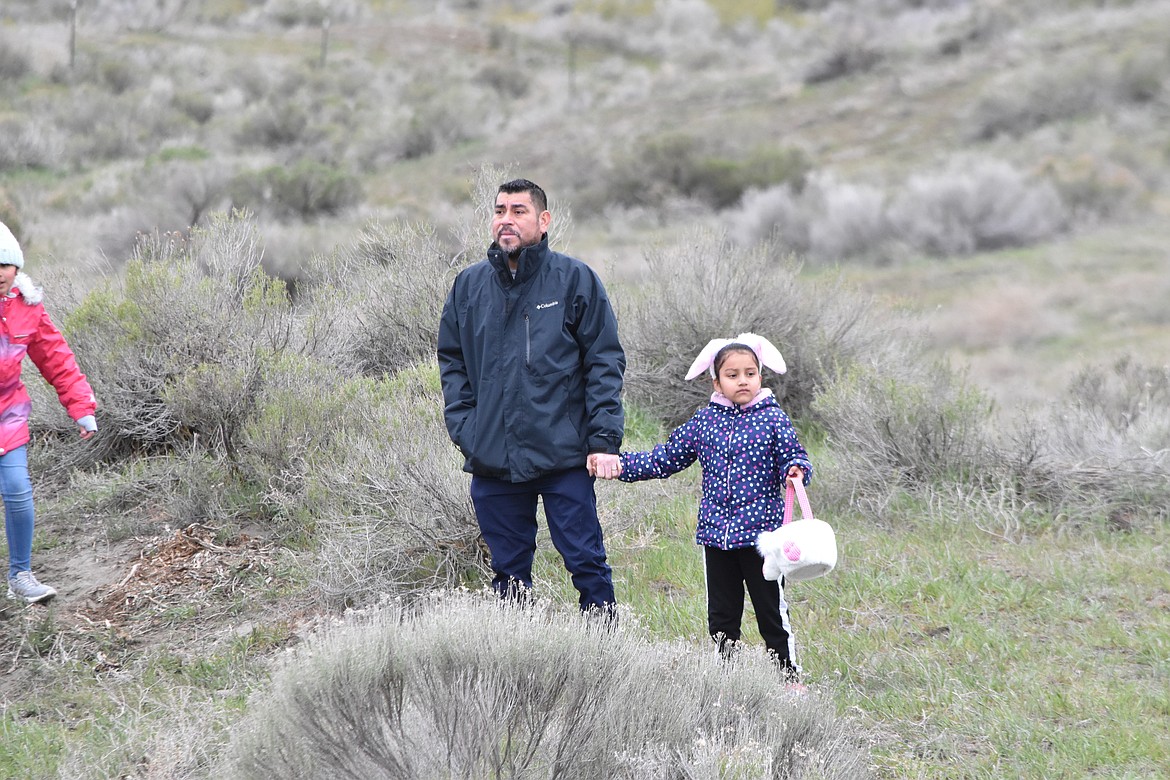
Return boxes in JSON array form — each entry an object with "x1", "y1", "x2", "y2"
[
  {"x1": 614, "y1": 227, "x2": 911, "y2": 428},
  {"x1": 733, "y1": 156, "x2": 1070, "y2": 264},
  {"x1": 0, "y1": 37, "x2": 30, "y2": 81},
  {"x1": 2, "y1": 1, "x2": 1169, "y2": 778},
  {"x1": 228, "y1": 161, "x2": 363, "y2": 220},
  {"x1": 223, "y1": 593, "x2": 869, "y2": 780}
]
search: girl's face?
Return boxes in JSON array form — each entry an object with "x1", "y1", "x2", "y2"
[
  {"x1": 0, "y1": 264, "x2": 16, "y2": 297},
  {"x1": 713, "y1": 349, "x2": 762, "y2": 405}
]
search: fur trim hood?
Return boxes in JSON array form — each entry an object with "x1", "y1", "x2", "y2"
[{"x1": 8, "y1": 272, "x2": 43, "y2": 306}]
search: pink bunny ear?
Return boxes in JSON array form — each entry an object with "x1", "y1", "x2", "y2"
[
  {"x1": 685, "y1": 338, "x2": 733, "y2": 380},
  {"x1": 735, "y1": 332, "x2": 787, "y2": 375}
]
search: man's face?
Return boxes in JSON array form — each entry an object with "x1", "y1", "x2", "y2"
[{"x1": 492, "y1": 191, "x2": 550, "y2": 256}]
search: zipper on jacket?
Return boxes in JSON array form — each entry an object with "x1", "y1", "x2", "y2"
[
  {"x1": 723, "y1": 418, "x2": 735, "y2": 548},
  {"x1": 524, "y1": 313, "x2": 530, "y2": 366}
]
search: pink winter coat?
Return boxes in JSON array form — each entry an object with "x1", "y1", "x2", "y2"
[{"x1": 0, "y1": 273, "x2": 96, "y2": 456}]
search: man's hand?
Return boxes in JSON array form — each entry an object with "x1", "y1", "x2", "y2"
[{"x1": 588, "y1": 453, "x2": 622, "y2": 480}]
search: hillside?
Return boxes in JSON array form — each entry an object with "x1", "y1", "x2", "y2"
[
  {"x1": 1, "y1": 1, "x2": 1169, "y2": 777},
  {"x1": 3, "y1": 0, "x2": 1168, "y2": 407}
]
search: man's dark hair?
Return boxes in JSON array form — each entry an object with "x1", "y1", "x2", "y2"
[{"x1": 498, "y1": 178, "x2": 548, "y2": 213}]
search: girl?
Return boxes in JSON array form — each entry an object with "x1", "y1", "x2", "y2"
[
  {"x1": 604, "y1": 333, "x2": 811, "y2": 677},
  {"x1": 0, "y1": 222, "x2": 97, "y2": 604}
]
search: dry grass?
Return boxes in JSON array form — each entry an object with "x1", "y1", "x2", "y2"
[
  {"x1": 840, "y1": 218, "x2": 1170, "y2": 411},
  {"x1": 221, "y1": 592, "x2": 870, "y2": 780}
]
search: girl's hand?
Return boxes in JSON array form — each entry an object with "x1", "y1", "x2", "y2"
[
  {"x1": 77, "y1": 415, "x2": 97, "y2": 440},
  {"x1": 786, "y1": 465, "x2": 805, "y2": 483}
]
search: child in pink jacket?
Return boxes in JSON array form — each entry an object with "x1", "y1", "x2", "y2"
[{"x1": 0, "y1": 222, "x2": 97, "y2": 604}]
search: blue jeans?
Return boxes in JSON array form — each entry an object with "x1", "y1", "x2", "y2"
[
  {"x1": 470, "y1": 468, "x2": 616, "y2": 611},
  {"x1": 1, "y1": 446, "x2": 36, "y2": 580}
]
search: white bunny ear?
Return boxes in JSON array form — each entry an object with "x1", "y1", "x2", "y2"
[
  {"x1": 685, "y1": 338, "x2": 732, "y2": 380},
  {"x1": 735, "y1": 332, "x2": 787, "y2": 375}
]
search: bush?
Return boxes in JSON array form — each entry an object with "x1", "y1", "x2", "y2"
[
  {"x1": 474, "y1": 62, "x2": 531, "y2": 99},
  {"x1": 38, "y1": 452, "x2": 261, "y2": 542},
  {"x1": 732, "y1": 184, "x2": 807, "y2": 253},
  {"x1": 0, "y1": 38, "x2": 31, "y2": 82},
  {"x1": 223, "y1": 593, "x2": 871, "y2": 779},
  {"x1": 969, "y1": 60, "x2": 1109, "y2": 140},
  {"x1": 229, "y1": 161, "x2": 362, "y2": 220},
  {"x1": 608, "y1": 133, "x2": 809, "y2": 210},
  {"x1": 40, "y1": 214, "x2": 302, "y2": 472},
  {"x1": 1036, "y1": 154, "x2": 1149, "y2": 224},
  {"x1": 45, "y1": 85, "x2": 190, "y2": 165},
  {"x1": 887, "y1": 156, "x2": 1066, "y2": 255},
  {"x1": 802, "y1": 6, "x2": 884, "y2": 84},
  {"x1": 733, "y1": 174, "x2": 895, "y2": 264},
  {"x1": 32, "y1": 213, "x2": 481, "y2": 586},
  {"x1": 235, "y1": 98, "x2": 312, "y2": 148},
  {"x1": 1010, "y1": 356, "x2": 1170, "y2": 524},
  {"x1": 99, "y1": 55, "x2": 138, "y2": 94},
  {"x1": 0, "y1": 193, "x2": 23, "y2": 241},
  {"x1": 173, "y1": 89, "x2": 216, "y2": 124},
  {"x1": 1116, "y1": 46, "x2": 1167, "y2": 103},
  {"x1": 806, "y1": 175, "x2": 892, "y2": 262},
  {"x1": 392, "y1": 79, "x2": 487, "y2": 161},
  {"x1": 614, "y1": 227, "x2": 914, "y2": 429},
  {"x1": 281, "y1": 363, "x2": 484, "y2": 605},
  {"x1": 47, "y1": 87, "x2": 141, "y2": 163},
  {"x1": 300, "y1": 219, "x2": 456, "y2": 377},
  {"x1": 736, "y1": 157, "x2": 1066, "y2": 263},
  {"x1": 140, "y1": 157, "x2": 233, "y2": 228},
  {"x1": 811, "y1": 361, "x2": 996, "y2": 490},
  {"x1": 809, "y1": 353, "x2": 1170, "y2": 528},
  {"x1": 225, "y1": 351, "x2": 482, "y2": 585}
]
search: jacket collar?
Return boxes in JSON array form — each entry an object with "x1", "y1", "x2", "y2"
[
  {"x1": 4, "y1": 272, "x2": 42, "y2": 306},
  {"x1": 487, "y1": 235, "x2": 549, "y2": 286},
  {"x1": 710, "y1": 387, "x2": 775, "y2": 410}
]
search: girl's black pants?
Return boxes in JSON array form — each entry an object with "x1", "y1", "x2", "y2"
[{"x1": 703, "y1": 544, "x2": 797, "y2": 673}]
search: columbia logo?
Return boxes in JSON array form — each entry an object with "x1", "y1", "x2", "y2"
[{"x1": 535, "y1": 301, "x2": 560, "y2": 310}]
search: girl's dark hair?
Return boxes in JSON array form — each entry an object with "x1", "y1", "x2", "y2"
[{"x1": 712, "y1": 343, "x2": 760, "y2": 376}]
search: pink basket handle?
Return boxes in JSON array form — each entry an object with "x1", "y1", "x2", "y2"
[{"x1": 782, "y1": 478, "x2": 814, "y2": 526}]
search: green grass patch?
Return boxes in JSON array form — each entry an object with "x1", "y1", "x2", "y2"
[{"x1": 529, "y1": 473, "x2": 1170, "y2": 777}]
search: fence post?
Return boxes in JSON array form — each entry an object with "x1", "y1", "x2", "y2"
[
  {"x1": 69, "y1": 0, "x2": 78, "y2": 69},
  {"x1": 319, "y1": 13, "x2": 331, "y2": 69}
]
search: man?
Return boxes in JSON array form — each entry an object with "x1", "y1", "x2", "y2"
[{"x1": 437, "y1": 179, "x2": 625, "y2": 615}]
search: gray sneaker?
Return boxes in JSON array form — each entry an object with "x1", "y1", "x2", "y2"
[{"x1": 7, "y1": 571, "x2": 57, "y2": 604}]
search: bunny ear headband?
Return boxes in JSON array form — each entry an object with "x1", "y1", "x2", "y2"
[{"x1": 684, "y1": 332, "x2": 787, "y2": 380}]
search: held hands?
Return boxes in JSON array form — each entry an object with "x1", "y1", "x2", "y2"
[
  {"x1": 588, "y1": 453, "x2": 622, "y2": 480},
  {"x1": 786, "y1": 465, "x2": 805, "y2": 484}
]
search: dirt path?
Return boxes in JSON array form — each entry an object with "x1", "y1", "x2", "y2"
[{"x1": 1, "y1": 521, "x2": 280, "y2": 704}]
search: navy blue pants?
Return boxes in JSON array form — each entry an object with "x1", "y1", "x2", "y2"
[{"x1": 470, "y1": 468, "x2": 615, "y2": 611}]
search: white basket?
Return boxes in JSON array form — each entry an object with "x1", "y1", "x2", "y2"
[{"x1": 757, "y1": 480, "x2": 837, "y2": 583}]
